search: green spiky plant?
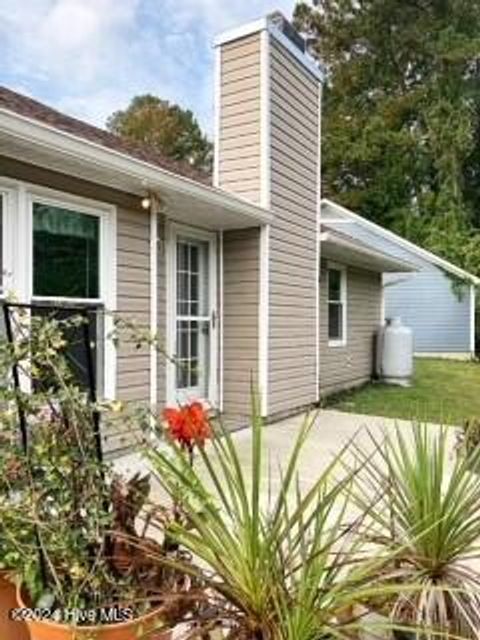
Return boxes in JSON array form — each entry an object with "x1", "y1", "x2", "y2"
[
  {"x1": 352, "y1": 424, "x2": 480, "y2": 639},
  {"x1": 147, "y1": 395, "x2": 403, "y2": 640}
]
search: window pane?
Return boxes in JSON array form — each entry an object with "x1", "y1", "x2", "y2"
[
  {"x1": 328, "y1": 269, "x2": 341, "y2": 302},
  {"x1": 33, "y1": 203, "x2": 99, "y2": 299},
  {"x1": 177, "y1": 272, "x2": 189, "y2": 315},
  {"x1": 328, "y1": 302, "x2": 343, "y2": 340}
]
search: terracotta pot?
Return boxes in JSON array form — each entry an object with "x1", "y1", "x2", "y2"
[
  {"x1": 17, "y1": 584, "x2": 173, "y2": 640},
  {"x1": 0, "y1": 571, "x2": 29, "y2": 640}
]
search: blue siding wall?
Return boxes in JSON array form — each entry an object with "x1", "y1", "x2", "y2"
[
  {"x1": 384, "y1": 270, "x2": 471, "y2": 353},
  {"x1": 323, "y1": 216, "x2": 472, "y2": 353}
]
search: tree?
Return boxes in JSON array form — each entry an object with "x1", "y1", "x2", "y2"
[
  {"x1": 294, "y1": 0, "x2": 480, "y2": 273},
  {"x1": 106, "y1": 95, "x2": 213, "y2": 172}
]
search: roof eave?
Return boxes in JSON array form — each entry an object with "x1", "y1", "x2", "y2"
[
  {"x1": 0, "y1": 108, "x2": 273, "y2": 228},
  {"x1": 320, "y1": 231, "x2": 418, "y2": 273},
  {"x1": 321, "y1": 198, "x2": 480, "y2": 285}
]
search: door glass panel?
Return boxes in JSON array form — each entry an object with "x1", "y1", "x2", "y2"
[
  {"x1": 175, "y1": 238, "x2": 210, "y2": 400},
  {"x1": 33, "y1": 203, "x2": 100, "y2": 298}
]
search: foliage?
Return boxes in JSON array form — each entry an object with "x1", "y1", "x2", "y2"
[
  {"x1": 327, "y1": 357, "x2": 480, "y2": 426},
  {"x1": 148, "y1": 395, "x2": 399, "y2": 640},
  {"x1": 0, "y1": 308, "x2": 201, "y2": 627},
  {"x1": 294, "y1": 0, "x2": 480, "y2": 276},
  {"x1": 106, "y1": 94, "x2": 213, "y2": 172},
  {"x1": 352, "y1": 424, "x2": 480, "y2": 637},
  {"x1": 457, "y1": 417, "x2": 480, "y2": 463}
]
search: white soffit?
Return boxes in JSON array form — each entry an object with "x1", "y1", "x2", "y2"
[
  {"x1": 0, "y1": 108, "x2": 272, "y2": 230},
  {"x1": 320, "y1": 230, "x2": 417, "y2": 273},
  {"x1": 322, "y1": 198, "x2": 480, "y2": 285}
]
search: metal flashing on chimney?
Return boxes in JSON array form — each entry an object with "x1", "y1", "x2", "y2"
[{"x1": 214, "y1": 12, "x2": 325, "y2": 83}]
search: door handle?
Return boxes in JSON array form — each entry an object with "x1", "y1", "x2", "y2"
[{"x1": 211, "y1": 309, "x2": 217, "y2": 330}]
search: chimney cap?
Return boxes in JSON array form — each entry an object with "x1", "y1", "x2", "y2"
[{"x1": 268, "y1": 12, "x2": 306, "y2": 53}]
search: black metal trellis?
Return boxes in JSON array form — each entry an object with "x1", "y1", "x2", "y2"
[{"x1": 2, "y1": 301, "x2": 103, "y2": 464}]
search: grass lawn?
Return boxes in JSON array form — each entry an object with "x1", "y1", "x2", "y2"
[{"x1": 326, "y1": 358, "x2": 480, "y2": 426}]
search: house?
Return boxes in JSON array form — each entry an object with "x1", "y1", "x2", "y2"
[
  {"x1": 0, "y1": 12, "x2": 417, "y2": 454},
  {"x1": 322, "y1": 200, "x2": 479, "y2": 360}
]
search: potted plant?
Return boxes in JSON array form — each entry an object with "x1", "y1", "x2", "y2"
[
  {"x1": 352, "y1": 423, "x2": 480, "y2": 639},
  {"x1": 0, "y1": 431, "x2": 30, "y2": 640},
  {"x1": 0, "y1": 326, "x2": 32, "y2": 640},
  {"x1": 0, "y1": 309, "x2": 202, "y2": 639},
  {"x1": 148, "y1": 395, "x2": 398, "y2": 640}
]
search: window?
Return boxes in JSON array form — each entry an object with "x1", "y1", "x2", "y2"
[
  {"x1": 328, "y1": 266, "x2": 346, "y2": 346},
  {"x1": 31, "y1": 199, "x2": 105, "y2": 394},
  {"x1": 33, "y1": 202, "x2": 100, "y2": 299}
]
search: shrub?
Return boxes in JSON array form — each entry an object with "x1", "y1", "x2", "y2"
[
  {"x1": 353, "y1": 424, "x2": 480, "y2": 638},
  {"x1": 0, "y1": 307, "x2": 202, "y2": 628}
]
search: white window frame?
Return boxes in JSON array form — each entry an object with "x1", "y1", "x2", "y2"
[
  {"x1": 0, "y1": 178, "x2": 117, "y2": 399},
  {"x1": 165, "y1": 221, "x2": 218, "y2": 407},
  {"x1": 327, "y1": 262, "x2": 347, "y2": 348},
  {"x1": 0, "y1": 186, "x2": 15, "y2": 300}
]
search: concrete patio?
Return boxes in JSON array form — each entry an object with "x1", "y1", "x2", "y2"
[{"x1": 113, "y1": 409, "x2": 427, "y2": 498}]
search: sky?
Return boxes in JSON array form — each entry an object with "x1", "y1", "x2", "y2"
[{"x1": 0, "y1": 0, "x2": 296, "y2": 137}]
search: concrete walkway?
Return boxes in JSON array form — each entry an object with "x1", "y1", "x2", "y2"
[{"x1": 113, "y1": 409, "x2": 420, "y2": 498}]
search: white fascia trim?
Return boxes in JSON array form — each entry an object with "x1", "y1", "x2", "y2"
[
  {"x1": 470, "y1": 284, "x2": 476, "y2": 354},
  {"x1": 150, "y1": 203, "x2": 158, "y2": 408},
  {"x1": 258, "y1": 27, "x2": 271, "y2": 418},
  {"x1": 213, "y1": 45, "x2": 222, "y2": 188},
  {"x1": 0, "y1": 109, "x2": 272, "y2": 227},
  {"x1": 214, "y1": 17, "x2": 268, "y2": 47},
  {"x1": 321, "y1": 198, "x2": 480, "y2": 285}
]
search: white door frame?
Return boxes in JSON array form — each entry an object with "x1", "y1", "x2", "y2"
[{"x1": 165, "y1": 221, "x2": 218, "y2": 407}]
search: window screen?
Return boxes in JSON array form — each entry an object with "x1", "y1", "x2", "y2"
[{"x1": 33, "y1": 203, "x2": 100, "y2": 299}]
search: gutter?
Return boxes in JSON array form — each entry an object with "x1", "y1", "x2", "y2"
[
  {"x1": 0, "y1": 108, "x2": 273, "y2": 227},
  {"x1": 321, "y1": 198, "x2": 480, "y2": 286}
]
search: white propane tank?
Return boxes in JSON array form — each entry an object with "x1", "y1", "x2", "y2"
[{"x1": 377, "y1": 317, "x2": 413, "y2": 386}]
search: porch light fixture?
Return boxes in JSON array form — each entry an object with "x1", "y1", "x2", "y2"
[{"x1": 141, "y1": 195, "x2": 152, "y2": 210}]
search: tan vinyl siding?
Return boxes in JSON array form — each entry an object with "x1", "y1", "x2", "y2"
[
  {"x1": 319, "y1": 264, "x2": 381, "y2": 395},
  {"x1": 222, "y1": 227, "x2": 260, "y2": 425},
  {"x1": 114, "y1": 208, "x2": 150, "y2": 408},
  {"x1": 218, "y1": 33, "x2": 262, "y2": 204},
  {"x1": 267, "y1": 38, "x2": 320, "y2": 416}
]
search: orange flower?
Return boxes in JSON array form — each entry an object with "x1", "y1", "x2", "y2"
[{"x1": 163, "y1": 401, "x2": 212, "y2": 448}]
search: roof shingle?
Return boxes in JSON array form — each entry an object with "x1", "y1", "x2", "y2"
[{"x1": 0, "y1": 86, "x2": 211, "y2": 185}]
